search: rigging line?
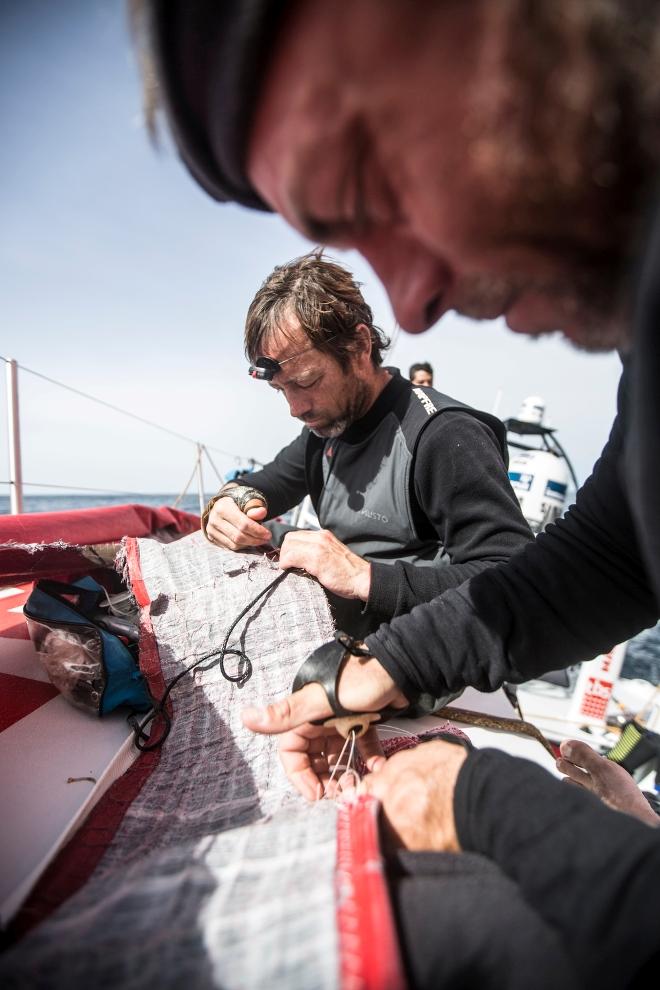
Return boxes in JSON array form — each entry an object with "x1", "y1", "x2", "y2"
[
  {"x1": 4, "y1": 358, "x2": 246, "y2": 462},
  {"x1": 173, "y1": 448, "x2": 203, "y2": 509},
  {"x1": 0, "y1": 479, "x2": 167, "y2": 497}
]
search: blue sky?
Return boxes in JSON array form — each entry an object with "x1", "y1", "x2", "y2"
[{"x1": 1, "y1": 0, "x2": 622, "y2": 501}]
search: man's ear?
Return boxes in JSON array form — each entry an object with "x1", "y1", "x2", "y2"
[{"x1": 353, "y1": 323, "x2": 373, "y2": 360}]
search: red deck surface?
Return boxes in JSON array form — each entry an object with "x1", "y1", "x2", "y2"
[{"x1": 0, "y1": 585, "x2": 52, "y2": 732}]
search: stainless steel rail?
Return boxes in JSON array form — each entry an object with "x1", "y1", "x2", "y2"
[{"x1": 5, "y1": 358, "x2": 23, "y2": 514}]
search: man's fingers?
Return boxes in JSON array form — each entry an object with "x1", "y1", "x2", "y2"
[
  {"x1": 279, "y1": 530, "x2": 334, "y2": 569},
  {"x1": 277, "y1": 530, "x2": 371, "y2": 601},
  {"x1": 555, "y1": 757, "x2": 590, "y2": 787},
  {"x1": 358, "y1": 764, "x2": 386, "y2": 800},
  {"x1": 277, "y1": 725, "x2": 348, "y2": 801},
  {"x1": 279, "y1": 742, "x2": 326, "y2": 802},
  {"x1": 557, "y1": 740, "x2": 604, "y2": 791},
  {"x1": 241, "y1": 682, "x2": 332, "y2": 734},
  {"x1": 225, "y1": 508, "x2": 271, "y2": 544},
  {"x1": 559, "y1": 739, "x2": 602, "y2": 772},
  {"x1": 280, "y1": 750, "x2": 325, "y2": 802},
  {"x1": 337, "y1": 770, "x2": 359, "y2": 794},
  {"x1": 242, "y1": 650, "x2": 406, "y2": 747},
  {"x1": 207, "y1": 498, "x2": 271, "y2": 548},
  {"x1": 245, "y1": 503, "x2": 268, "y2": 522},
  {"x1": 278, "y1": 532, "x2": 315, "y2": 570},
  {"x1": 356, "y1": 726, "x2": 386, "y2": 772}
]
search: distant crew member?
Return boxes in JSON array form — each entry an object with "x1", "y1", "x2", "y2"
[{"x1": 409, "y1": 362, "x2": 434, "y2": 387}]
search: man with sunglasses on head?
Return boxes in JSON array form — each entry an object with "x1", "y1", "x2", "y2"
[{"x1": 203, "y1": 252, "x2": 531, "y2": 642}]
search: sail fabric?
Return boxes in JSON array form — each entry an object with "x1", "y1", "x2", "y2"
[{"x1": 1, "y1": 533, "x2": 352, "y2": 988}]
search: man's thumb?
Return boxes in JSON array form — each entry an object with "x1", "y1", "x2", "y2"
[
  {"x1": 245, "y1": 504, "x2": 267, "y2": 521},
  {"x1": 242, "y1": 683, "x2": 331, "y2": 734}
]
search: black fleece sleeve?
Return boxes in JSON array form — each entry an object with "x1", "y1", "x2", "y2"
[
  {"x1": 454, "y1": 749, "x2": 660, "y2": 989},
  {"x1": 365, "y1": 412, "x2": 532, "y2": 621},
  {"x1": 365, "y1": 406, "x2": 658, "y2": 701},
  {"x1": 235, "y1": 429, "x2": 309, "y2": 519}
]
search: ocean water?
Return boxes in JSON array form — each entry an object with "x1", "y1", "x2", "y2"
[{"x1": 0, "y1": 493, "x2": 203, "y2": 517}]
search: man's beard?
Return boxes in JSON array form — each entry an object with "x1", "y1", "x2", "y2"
[
  {"x1": 308, "y1": 418, "x2": 350, "y2": 439},
  {"x1": 304, "y1": 377, "x2": 371, "y2": 437},
  {"x1": 459, "y1": 0, "x2": 659, "y2": 351},
  {"x1": 451, "y1": 260, "x2": 632, "y2": 351}
]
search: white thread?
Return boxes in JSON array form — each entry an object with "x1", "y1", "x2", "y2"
[
  {"x1": 326, "y1": 729, "x2": 358, "y2": 794},
  {"x1": 377, "y1": 723, "x2": 418, "y2": 738}
]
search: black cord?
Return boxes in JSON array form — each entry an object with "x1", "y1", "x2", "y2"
[
  {"x1": 129, "y1": 570, "x2": 289, "y2": 751},
  {"x1": 547, "y1": 434, "x2": 580, "y2": 492}
]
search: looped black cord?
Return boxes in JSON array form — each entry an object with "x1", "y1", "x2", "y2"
[
  {"x1": 334, "y1": 630, "x2": 372, "y2": 657},
  {"x1": 129, "y1": 570, "x2": 290, "y2": 752}
]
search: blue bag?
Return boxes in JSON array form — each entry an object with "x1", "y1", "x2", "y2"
[{"x1": 24, "y1": 577, "x2": 153, "y2": 717}]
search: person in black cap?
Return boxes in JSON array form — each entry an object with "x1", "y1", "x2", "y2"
[
  {"x1": 136, "y1": 3, "x2": 660, "y2": 985},
  {"x1": 202, "y1": 251, "x2": 531, "y2": 642},
  {"x1": 138, "y1": 0, "x2": 660, "y2": 742}
]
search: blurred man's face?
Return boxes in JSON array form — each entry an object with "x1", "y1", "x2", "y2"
[
  {"x1": 248, "y1": 0, "x2": 642, "y2": 351},
  {"x1": 410, "y1": 370, "x2": 433, "y2": 388}
]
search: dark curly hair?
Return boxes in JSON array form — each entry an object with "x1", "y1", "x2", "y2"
[{"x1": 244, "y1": 251, "x2": 390, "y2": 369}]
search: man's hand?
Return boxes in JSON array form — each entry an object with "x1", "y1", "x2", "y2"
[
  {"x1": 277, "y1": 722, "x2": 386, "y2": 802},
  {"x1": 360, "y1": 740, "x2": 467, "y2": 851},
  {"x1": 557, "y1": 739, "x2": 660, "y2": 827},
  {"x1": 242, "y1": 650, "x2": 406, "y2": 733},
  {"x1": 241, "y1": 650, "x2": 408, "y2": 797},
  {"x1": 279, "y1": 529, "x2": 371, "y2": 600},
  {"x1": 205, "y1": 494, "x2": 271, "y2": 550}
]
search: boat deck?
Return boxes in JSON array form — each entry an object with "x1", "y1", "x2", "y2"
[{"x1": 0, "y1": 584, "x2": 137, "y2": 925}]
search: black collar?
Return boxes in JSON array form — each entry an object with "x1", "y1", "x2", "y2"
[{"x1": 339, "y1": 368, "x2": 410, "y2": 444}]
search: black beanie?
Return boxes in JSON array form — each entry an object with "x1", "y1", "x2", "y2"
[{"x1": 150, "y1": 0, "x2": 286, "y2": 210}]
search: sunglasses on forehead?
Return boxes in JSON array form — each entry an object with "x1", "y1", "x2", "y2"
[
  {"x1": 248, "y1": 336, "x2": 337, "y2": 381},
  {"x1": 248, "y1": 357, "x2": 281, "y2": 381}
]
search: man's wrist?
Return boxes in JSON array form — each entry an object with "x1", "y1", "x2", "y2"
[{"x1": 353, "y1": 560, "x2": 372, "y2": 602}]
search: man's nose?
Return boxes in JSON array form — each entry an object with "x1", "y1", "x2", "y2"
[
  {"x1": 285, "y1": 390, "x2": 312, "y2": 420},
  {"x1": 358, "y1": 232, "x2": 451, "y2": 333}
]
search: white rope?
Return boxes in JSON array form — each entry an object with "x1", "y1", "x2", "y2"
[
  {"x1": 0, "y1": 479, "x2": 152, "y2": 496},
  {"x1": 326, "y1": 729, "x2": 359, "y2": 793},
  {"x1": 377, "y1": 723, "x2": 419, "y2": 738},
  {"x1": 173, "y1": 447, "x2": 204, "y2": 509}
]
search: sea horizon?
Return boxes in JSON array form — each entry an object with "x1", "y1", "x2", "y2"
[{"x1": 0, "y1": 492, "x2": 204, "y2": 517}]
